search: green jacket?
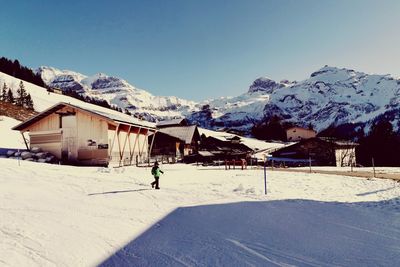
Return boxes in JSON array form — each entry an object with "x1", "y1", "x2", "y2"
[{"x1": 151, "y1": 166, "x2": 163, "y2": 177}]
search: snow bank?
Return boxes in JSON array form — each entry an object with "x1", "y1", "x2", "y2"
[{"x1": 0, "y1": 116, "x2": 25, "y2": 149}]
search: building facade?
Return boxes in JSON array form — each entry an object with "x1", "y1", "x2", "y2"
[{"x1": 13, "y1": 102, "x2": 156, "y2": 166}]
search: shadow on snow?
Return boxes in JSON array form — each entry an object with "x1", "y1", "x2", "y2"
[
  {"x1": 88, "y1": 189, "x2": 151, "y2": 196},
  {"x1": 99, "y1": 198, "x2": 400, "y2": 267}
]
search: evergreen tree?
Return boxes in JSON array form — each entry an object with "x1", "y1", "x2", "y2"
[
  {"x1": 16, "y1": 81, "x2": 27, "y2": 106},
  {"x1": 6, "y1": 88, "x2": 14, "y2": 103},
  {"x1": 24, "y1": 93, "x2": 34, "y2": 110},
  {"x1": 1, "y1": 83, "x2": 7, "y2": 101},
  {"x1": 251, "y1": 115, "x2": 286, "y2": 141},
  {"x1": 356, "y1": 120, "x2": 400, "y2": 166}
]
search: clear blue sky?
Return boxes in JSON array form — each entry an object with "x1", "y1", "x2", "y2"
[{"x1": 1, "y1": 0, "x2": 400, "y2": 101}]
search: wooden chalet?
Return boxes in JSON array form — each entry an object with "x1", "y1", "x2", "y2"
[
  {"x1": 199, "y1": 134, "x2": 253, "y2": 160},
  {"x1": 271, "y1": 137, "x2": 358, "y2": 167},
  {"x1": 149, "y1": 125, "x2": 200, "y2": 159},
  {"x1": 12, "y1": 102, "x2": 156, "y2": 166}
]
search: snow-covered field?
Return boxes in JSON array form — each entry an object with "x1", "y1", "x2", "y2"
[
  {"x1": 296, "y1": 166, "x2": 400, "y2": 175},
  {"x1": 0, "y1": 116, "x2": 25, "y2": 149},
  {"x1": 1, "y1": 159, "x2": 400, "y2": 266}
]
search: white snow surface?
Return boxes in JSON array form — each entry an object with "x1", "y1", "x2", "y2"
[
  {"x1": 0, "y1": 116, "x2": 25, "y2": 149},
  {"x1": 199, "y1": 127, "x2": 288, "y2": 153},
  {"x1": 1, "y1": 159, "x2": 400, "y2": 266}
]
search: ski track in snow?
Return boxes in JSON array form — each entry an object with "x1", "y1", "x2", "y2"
[{"x1": 227, "y1": 239, "x2": 295, "y2": 267}]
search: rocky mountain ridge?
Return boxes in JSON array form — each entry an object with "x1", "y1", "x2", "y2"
[{"x1": 36, "y1": 65, "x2": 400, "y2": 134}]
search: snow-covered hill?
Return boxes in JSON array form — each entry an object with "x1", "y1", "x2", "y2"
[
  {"x1": 0, "y1": 71, "x2": 155, "y2": 129},
  {"x1": 0, "y1": 116, "x2": 25, "y2": 149}
]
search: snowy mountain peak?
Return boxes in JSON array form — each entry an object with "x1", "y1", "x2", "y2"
[
  {"x1": 248, "y1": 77, "x2": 285, "y2": 94},
  {"x1": 32, "y1": 64, "x2": 400, "y2": 135},
  {"x1": 36, "y1": 66, "x2": 197, "y2": 122}
]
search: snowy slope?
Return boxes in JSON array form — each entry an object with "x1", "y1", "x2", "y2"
[
  {"x1": 0, "y1": 116, "x2": 25, "y2": 149},
  {"x1": 0, "y1": 71, "x2": 155, "y2": 128},
  {"x1": 1, "y1": 159, "x2": 400, "y2": 266}
]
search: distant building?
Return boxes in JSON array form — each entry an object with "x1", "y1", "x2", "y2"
[
  {"x1": 149, "y1": 125, "x2": 200, "y2": 159},
  {"x1": 13, "y1": 102, "x2": 156, "y2": 166},
  {"x1": 47, "y1": 87, "x2": 63, "y2": 94},
  {"x1": 286, "y1": 126, "x2": 316, "y2": 142},
  {"x1": 271, "y1": 137, "x2": 358, "y2": 167},
  {"x1": 199, "y1": 135, "x2": 253, "y2": 160},
  {"x1": 156, "y1": 118, "x2": 188, "y2": 128}
]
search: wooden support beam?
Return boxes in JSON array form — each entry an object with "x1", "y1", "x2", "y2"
[
  {"x1": 121, "y1": 125, "x2": 132, "y2": 165},
  {"x1": 137, "y1": 131, "x2": 142, "y2": 157},
  {"x1": 148, "y1": 130, "x2": 157, "y2": 161},
  {"x1": 139, "y1": 129, "x2": 149, "y2": 157},
  {"x1": 117, "y1": 128, "x2": 123, "y2": 166},
  {"x1": 127, "y1": 128, "x2": 132, "y2": 165},
  {"x1": 21, "y1": 131, "x2": 29, "y2": 150},
  {"x1": 110, "y1": 124, "x2": 119, "y2": 157},
  {"x1": 109, "y1": 124, "x2": 120, "y2": 161},
  {"x1": 130, "y1": 127, "x2": 141, "y2": 163}
]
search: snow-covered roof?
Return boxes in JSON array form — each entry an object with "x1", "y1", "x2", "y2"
[
  {"x1": 198, "y1": 127, "x2": 289, "y2": 152},
  {"x1": 159, "y1": 125, "x2": 199, "y2": 144},
  {"x1": 13, "y1": 102, "x2": 156, "y2": 131}
]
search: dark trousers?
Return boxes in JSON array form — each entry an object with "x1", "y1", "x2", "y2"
[{"x1": 151, "y1": 177, "x2": 160, "y2": 189}]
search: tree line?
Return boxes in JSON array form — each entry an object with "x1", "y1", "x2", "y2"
[
  {"x1": 0, "y1": 81, "x2": 34, "y2": 110},
  {"x1": 1, "y1": 56, "x2": 135, "y2": 117},
  {"x1": 0, "y1": 57, "x2": 45, "y2": 87}
]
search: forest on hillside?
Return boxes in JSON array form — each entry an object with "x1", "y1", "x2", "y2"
[{"x1": 0, "y1": 57, "x2": 45, "y2": 87}]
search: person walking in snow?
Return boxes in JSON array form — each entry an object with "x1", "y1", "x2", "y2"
[{"x1": 151, "y1": 161, "x2": 163, "y2": 189}]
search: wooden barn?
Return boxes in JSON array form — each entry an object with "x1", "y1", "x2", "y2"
[
  {"x1": 149, "y1": 125, "x2": 200, "y2": 159},
  {"x1": 12, "y1": 102, "x2": 156, "y2": 166},
  {"x1": 271, "y1": 137, "x2": 358, "y2": 167},
  {"x1": 199, "y1": 134, "x2": 253, "y2": 160}
]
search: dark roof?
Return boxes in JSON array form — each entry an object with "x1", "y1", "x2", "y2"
[
  {"x1": 272, "y1": 137, "x2": 358, "y2": 155},
  {"x1": 319, "y1": 137, "x2": 358, "y2": 147},
  {"x1": 156, "y1": 118, "x2": 188, "y2": 128},
  {"x1": 13, "y1": 102, "x2": 156, "y2": 131},
  {"x1": 286, "y1": 126, "x2": 316, "y2": 133},
  {"x1": 158, "y1": 125, "x2": 200, "y2": 144}
]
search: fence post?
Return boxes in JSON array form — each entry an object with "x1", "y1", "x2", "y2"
[
  {"x1": 264, "y1": 160, "x2": 267, "y2": 195},
  {"x1": 372, "y1": 157, "x2": 376, "y2": 178}
]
